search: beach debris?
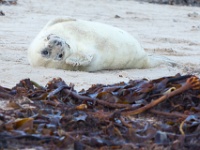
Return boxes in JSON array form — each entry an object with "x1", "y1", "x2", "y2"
[
  {"x1": 0, "y1": 0, "x2": 17, "y2": 5},
  {"x1": 114, "y1": 15, "x2": 121, "y2": 18},
  {"x1": 139, "y1": 0, "x2": 200, "y2": 6},
  {"x1": 0, "y1": 10, "x2": 5, "y2": 16},
  {"x1": 188, "y1": 12, "x2": 199, "y2": 18},
  {"x1": 0, "y1": 74, "x2": 200, "y2": 149}
]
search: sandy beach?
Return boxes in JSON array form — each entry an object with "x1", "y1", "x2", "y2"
[{"x1": 0, "y1": 0, "x2": 200, "y2": 91}]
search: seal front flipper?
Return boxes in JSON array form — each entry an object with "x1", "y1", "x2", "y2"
[{"x1": 65, "y1": 52, "x2": 94, "y2": 67}]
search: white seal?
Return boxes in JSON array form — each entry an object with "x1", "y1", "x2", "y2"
[{"x1": 28, "y1": 17, "x2": 175, "y2": 71}]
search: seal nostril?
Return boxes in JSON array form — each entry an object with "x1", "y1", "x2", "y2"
[
  {"x1": 57, "y1": 41, "x2": 62, "y2": 46},
  {"x1": 58, "y1": 53, "x2": 63, "y2": 58}
]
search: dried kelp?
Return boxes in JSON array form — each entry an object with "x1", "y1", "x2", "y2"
[
  {"x1": 0, "y1": 74, "x2": 200, "y2": 149},
  {"x1": 0, "y1": 0, "x2": 17, "y2": 5}
]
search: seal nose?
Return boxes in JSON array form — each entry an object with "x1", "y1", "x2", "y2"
[{"x1": 57, "y1": 41, "x2": 62, "y2": 46}]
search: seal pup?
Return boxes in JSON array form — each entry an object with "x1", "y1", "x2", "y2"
[{"x1": 28, "y1": 17, "x2": 175, "y2": 71}]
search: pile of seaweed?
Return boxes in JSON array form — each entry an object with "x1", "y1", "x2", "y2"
[
  {"x1": 139, "y1": 0, "x2": 200, "y2": 6},
  {"x1": 0, "y1": 74, "x2": 200, "y2": 149}
]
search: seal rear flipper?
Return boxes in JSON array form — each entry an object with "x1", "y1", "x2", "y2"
[{"x1": 147, "y1": 55, "x2": 177, "y2": 68}]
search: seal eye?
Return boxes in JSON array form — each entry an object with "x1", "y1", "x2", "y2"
[
  {"x1": 41, "y1": 49, "x2": 49, "y2": 56},
  {"x1": 42, "y1": 50, "x2": 48, "y2": 55}
]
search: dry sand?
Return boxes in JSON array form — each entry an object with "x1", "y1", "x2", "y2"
[{"x1": 0, "y1": 0, "x2": 200, "y2": 91}]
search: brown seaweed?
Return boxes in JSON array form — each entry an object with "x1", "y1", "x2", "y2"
[
  {"x1": 0, "y1": 74, "x2": 200, "y2": 149},
  {"x1": 0, "y1": 0, "x2": 17, "y2": 5}
]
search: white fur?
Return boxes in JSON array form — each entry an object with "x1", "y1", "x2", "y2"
[{"x1": 28, "y1": 17, "x2": 175, "y2": 71}]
